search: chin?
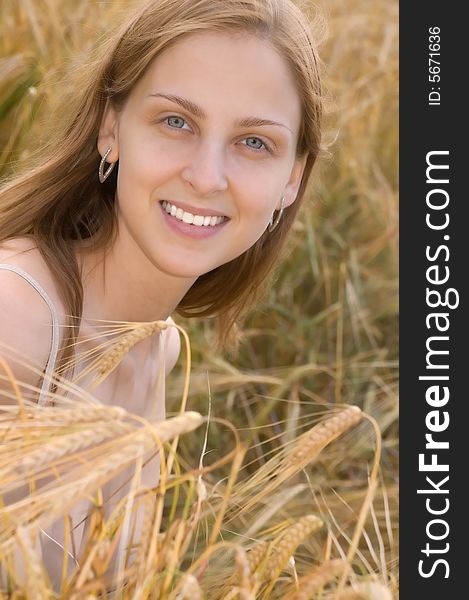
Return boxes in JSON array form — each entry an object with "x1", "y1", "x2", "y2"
[{"x1": 150, "y1": 256, "x2": 216, "y2": 279}]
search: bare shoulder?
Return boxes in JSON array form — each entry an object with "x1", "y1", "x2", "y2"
[
  {"x1": 0, "y1": 235, "x2": 44, "y2": 263},
  {"x1": 0, "y1": 237, "x2": 65, "y2": 398},
  {"x1": 0, "y1": 236, "x2": 65, "y2": 305},
  {"x1": 163, "y1": 316, "x2": 181, "y2": 375},
  {"x1": 1, "y1": 236, "x2": 50, "y2": 271}
]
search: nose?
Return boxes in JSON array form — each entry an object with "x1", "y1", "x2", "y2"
[{"x1": 181, "y1": 138, "x2": 228, "y2": 196}]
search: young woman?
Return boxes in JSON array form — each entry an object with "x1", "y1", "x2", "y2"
[{"x1": 0, "y1": 0, "x2": 323, "y2": 590}]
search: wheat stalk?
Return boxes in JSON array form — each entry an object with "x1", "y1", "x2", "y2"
[
  {"x1": 73, "y1": 490, "x2": 137, "y2": 588},
  {"x1": 14, "y1": 526, "x2": 51, "y2": 600}
]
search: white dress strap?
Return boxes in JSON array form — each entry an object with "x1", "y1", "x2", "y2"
[{"x1": 0, "y1": 263, "x2": 60, "y2": 406}]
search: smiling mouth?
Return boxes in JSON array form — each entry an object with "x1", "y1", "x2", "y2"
[{"x1": 161, "y1": 200, "x2": 228, "y2": 227}]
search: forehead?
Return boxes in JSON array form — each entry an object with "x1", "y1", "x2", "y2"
[{"x1": 130, "y1": 31, "x2": 302, "y2": 132}]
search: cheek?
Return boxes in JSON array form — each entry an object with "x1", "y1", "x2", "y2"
[
  {"x1": 233, "y1": 169, "x2": 283, "y2": 218},
  {"x1": 240, "y1": 196, "x2": 275, "y2": 222},
  {"x1": 117, "y1": 136, "x2": 183, "y2": 195}
]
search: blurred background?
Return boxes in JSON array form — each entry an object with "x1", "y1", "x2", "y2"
[{"x1": 0, "y1": 0, "x2": 398, "y2": 593}]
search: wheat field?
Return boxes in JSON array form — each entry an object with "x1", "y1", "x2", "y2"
[{"x1": 0, "y1": 0, "x2": 398, "y2": 597}]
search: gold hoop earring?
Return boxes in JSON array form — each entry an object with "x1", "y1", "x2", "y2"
[
  {"x1": 268, "y1": 196, "x2": 285, "y2": 233},
  {"x1": 99, "y1": 147, "x2": 115, "y2": 183}
]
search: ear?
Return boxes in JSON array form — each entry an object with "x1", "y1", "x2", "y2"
[
  {"x1": 97, "y1": 99, "x2": 120, "y2": 162},
  {"x1": 282, "y1": 153, "x2": 308, "y2": 209}
]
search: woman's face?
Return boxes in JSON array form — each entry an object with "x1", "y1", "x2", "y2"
[{"x1": 99, "y1": 31, "x2": 306, "y2": 279}]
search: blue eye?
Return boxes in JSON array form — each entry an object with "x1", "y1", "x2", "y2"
[
  {"x1": 166, "y1": 116, "x2": 187, "y2": 129},
  {"x1": 243, "y1": 137, "x2": 269, "y2": 152}
]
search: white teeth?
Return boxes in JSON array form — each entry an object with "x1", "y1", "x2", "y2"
[{"x1": 161, "y1": 201, "x2": 226, "y2": 227}]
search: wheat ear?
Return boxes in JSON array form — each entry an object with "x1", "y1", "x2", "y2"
[
  {"x1": 1, "y1": 412, "x2": 204, "y2": 552},
  {"x1": 335, "y1": 581, "x2": 393, "y2": 600},
  {"x1": 286, "y1": 559, "x2": 346, "y2": 600},
  {"x1": 283, "y1": 406, "x2": 362, "y2": 472},
  {"x1": 0, "y1": 405, "x2": 127, "y2": 429},
  {"x1": 75, "y1": 320, "x2": 168, "y2": 388},
  {"x1": 230, "y1": 407, "x2": 362, "y2": 520},
  {"x1": 5, "y1": 422, "x2": 134, "y2": 478},
  {"x1": 234, "y1": 547, "x2": 257, "y2": 600},
  {"x1": 178, "y1": 573, "x2": 203, "y2": 600},
  {"x1": 246, "y1": 540, "x2": 269, "y2": 575},
  {"x1": 262, "y1": 515, "x2": 323, "y2": 585},
  {"x1": 132, "y1": 491, "x2": 157, "y2": 583}
]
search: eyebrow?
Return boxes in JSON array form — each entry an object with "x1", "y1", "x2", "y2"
[{"x1": 147, "y1": 92, "x2": 292, "y2": 133}]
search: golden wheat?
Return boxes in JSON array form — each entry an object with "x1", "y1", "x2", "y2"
[
  {"x1": 286, "y1": 558, "x2": 346, "y2": 599},
  {"x1": 0, "y1": 416, "x2": 140, "y2": 491},
  {"x1": 0, "y1": 404, "x2": 128, "y2": 427},
  {"x1": 86, "y1": 321, "x2": 168, "y2": 386},
  {"x1": 234, "y1": 548, "x2": 254, "y2": 597},
  {"x1": 246, "y1": 540, "x2": 269, "y2": 574},
  {"x1": 14, "y1": 526, "x2": 51, "y2": 600},
  {"x1": 177, "y1": 573, "x2": 203, "y2": 600},
  {"x1": 228, "y1": 406, "x2": 363, "y2": 520},
  {"x1": 283, "y1": 406, "x2": 362, "y2": 471},
  {"x1": 262, "y1": 515, "x2": 323, "y2": 584},
  {"x1": 1, "y1": 443, "x2": 145, "y2": 551},
  {"x1": 143, "y1": 411, "x2": 203, "y2": 445},
  {"x1": 4, "y1": 422, "x2": 134, "y2": 478},
  {"x1": 132, "y1": 492, "x2": 157, "y2": 582},
  {"x1": 336, "y1": 581, "x2": 393, "y2": 600},
  {"x1": 216, "y1": 547, "x2": 257, "y2": 600},
  {"x1": 1, "y1": 412, "x2": 204, "y2": 551},
  {"x1": 214, "y1": 541, "x2": 262, "y2": 599}
]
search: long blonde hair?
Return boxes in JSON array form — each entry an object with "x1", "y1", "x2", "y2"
[{"x1": 0, "y1": 0, "x2": 324, "y2": 367}]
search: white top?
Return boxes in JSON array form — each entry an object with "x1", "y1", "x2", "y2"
[
  {"x1": 0, "y1": 262, "x2": 80, "y2": 583},
  {"x1": 0, "y1": 261, "x2": 168, "y2": 589},
  {"x1": 0, "y1": 262, "x2": 60, "y2": 405}
]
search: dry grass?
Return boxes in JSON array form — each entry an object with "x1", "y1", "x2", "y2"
[
  {"x1": 0, "y1": 325, "x2": 383, "y2": 597},
  {"x1": 0, "y1": 0, "x2": 398, "y2": 597}
]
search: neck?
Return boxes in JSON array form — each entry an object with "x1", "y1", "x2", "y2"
[{"x1": 75, "y1": 227, "x2": 198, "y2": 325}]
